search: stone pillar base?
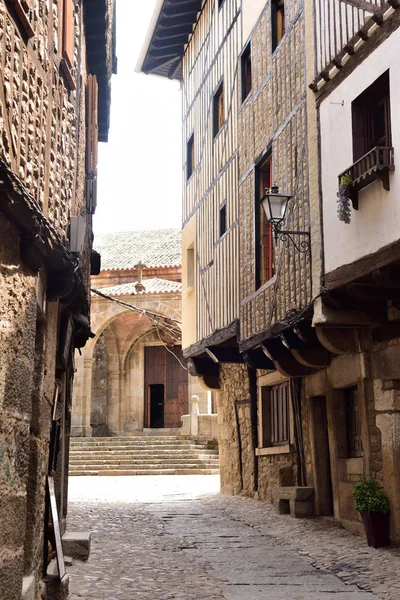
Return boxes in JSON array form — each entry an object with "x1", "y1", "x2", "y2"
[{"x1": 70, "y1": 426, "x2": 93, "y2": 437}]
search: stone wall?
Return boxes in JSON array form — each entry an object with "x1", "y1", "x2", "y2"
[
  {"x1": 218, "y1": 364, "x2": 255, "y2": 496},
  {"x1": 0, "y1": 0, "x2": 114, "y2": 597}
]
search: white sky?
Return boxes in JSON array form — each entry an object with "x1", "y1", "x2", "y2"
[{"x1": 93, "y1": 0, "x2": 183, "y2": 235}]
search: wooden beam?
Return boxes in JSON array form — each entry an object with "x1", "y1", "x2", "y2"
[
  {"x1": 242, "y1": 348, "x2": 274, "y2": 370},
  {"x1": 183, "y1": 320, "x2": 239, "y2": 358},
  {"x1": 273, "y1": 359, "x2": 313, "y2": 378},
  {"x1": 316, "y1": 327, "x2": 359, "y2": 355},
  {"x1": 324, "y1": 239, "x2": 400, "y2": 290},
  {"x1": 291, "y1": 348, "x2": 331, "y2": 368}
]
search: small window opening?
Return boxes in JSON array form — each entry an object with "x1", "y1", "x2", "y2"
[
  {"x1": 241, "y1": 43, "x2": 252, "y2": 102},
  {"x1": 272, "y1": 0, "x2": 285, "y2": 52},
  {"x1": 187, "y1": 245, "x2": 194, "y2": 288},
  {"x1": 213, "y1": 81, "x2": 224, "y2": 138},
  {"x1": 187, "y1": 134, "x2": 194, "y2": 180},
  {"x1": 345, "y1": 386, "x2": 363, "y2": 459},
  {"x1": 219, "y1": 203, "x2": 227, "y2": 238}
]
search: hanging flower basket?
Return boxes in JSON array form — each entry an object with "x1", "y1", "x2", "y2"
[{"x1": 337, "y1": 173, "x2": 353, "y2": 224}]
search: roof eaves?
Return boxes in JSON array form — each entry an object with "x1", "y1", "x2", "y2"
[{"x1": 135, "y1": 0, "x2": 202, "y2": 80}]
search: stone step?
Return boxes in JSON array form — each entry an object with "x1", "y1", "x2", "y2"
[
  {"x1": 69, "y1": 436, "x2": 220, "y2": 477},
  {"x1": 70, "y1": 457, "x2": 219, "y2": 466},
  {"x1": 69, "y1": 468, "x2": 220, "y2": 476},
  {"x1": 69, "y1": 462, "x2": 219, "y2": 470},
  {"x1": 71, "y1": 448, "x2": 218, "y2": 458},
  {"x1": 70, "y1": 443, "x2": 211, "y2": 451}
]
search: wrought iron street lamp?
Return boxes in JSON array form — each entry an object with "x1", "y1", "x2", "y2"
[{"x1": 261, "y1": 184, "x2": 311, "y2": 253}]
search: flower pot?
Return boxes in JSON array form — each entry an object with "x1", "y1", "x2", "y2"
[{"x1": 360, "y1": 511, "x2": 390, "y2": 548}]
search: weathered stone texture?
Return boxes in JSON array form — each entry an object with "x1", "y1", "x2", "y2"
[{"x1": 218, "y1": 364, "x2": 255, "y2": 496}]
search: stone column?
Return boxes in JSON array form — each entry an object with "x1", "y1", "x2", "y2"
[
  {"x1": 71, "y1": 355, "x2": 94, "y2": 437},
  {"x1": 190, "y1": 395, "x2": 200, "y2": 436},
  {"x1": 107, "y1": 369, "x2": 122, "y2": 435}
]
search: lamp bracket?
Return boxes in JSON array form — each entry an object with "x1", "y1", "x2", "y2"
[{"x1": 272, "y1": 223, "x2": 311, "y2": 254}]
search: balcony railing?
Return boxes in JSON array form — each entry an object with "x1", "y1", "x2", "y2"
[{"x1": 338, "y1": 146, "x2": 395, "y2": 210}]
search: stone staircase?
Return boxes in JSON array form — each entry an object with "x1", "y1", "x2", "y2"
[{"x1": 69, "y1": 436, "x2": 220, "y2": 476}]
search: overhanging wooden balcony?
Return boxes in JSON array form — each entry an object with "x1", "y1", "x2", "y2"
[{"x1": 338, "y1": 146, "x2": 394, "y2": 209}]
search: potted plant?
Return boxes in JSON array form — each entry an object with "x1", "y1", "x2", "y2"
[
  {"x1": 337, "y1": 173, "x2": 353, "y2": 224},
  {"x1": 352, "y1": 477, "x2": 390, "y2": 548}
]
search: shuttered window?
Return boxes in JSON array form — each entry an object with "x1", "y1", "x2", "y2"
[
  {"x1": 261, "y1": 382, "x2": 290, "y2": 447},
  {"x1": 85, "y1": 74, "x2": 99, "y2": 214},
  {"x1": 345, "y1": 387, "x2": 363, "y2": 458},
  {"x1": 9, "y1": 0, "x2": 34, "y2": 38},
  {"x1": 58, "y1": 0, "x2": 75, "y2": 88},
  {"x1": 258, "y1": 155, "x2": 274, "y2": 287},
  {"x1": 272, "y1": 0, "x2": 285, "y2": 52},
  {"x1": 241, "y1": 43, "x2": 252, "y2": 102},
  {"x1": 213, "y1": 81, "x2": 224, "y2": 137},
  {"x1": 187, "y1": 134, "x2": 195, "y2": 181}
]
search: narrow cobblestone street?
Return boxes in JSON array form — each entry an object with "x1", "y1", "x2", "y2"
[{"x1": 66, "y1": 475, "x2": 400, "y2": 600}]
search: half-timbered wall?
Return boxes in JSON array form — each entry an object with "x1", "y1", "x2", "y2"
[
  {"x1": 182, "y1": 0, "x2": 241, "y2": 345},
  {"x1": 239, "y1": 0, "x2": 311, "y2": 343}
]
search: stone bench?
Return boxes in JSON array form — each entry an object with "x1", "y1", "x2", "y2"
[{"x1": 272, "y1": 486, "x2": 314, "y2": 518}]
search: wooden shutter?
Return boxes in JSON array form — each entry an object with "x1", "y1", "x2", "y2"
[
  {"x1": 62, "y1": 0, "x2": 74, "y2": 69},
  {"x1": 86, "y1": 75, "x2": 98, "y2": 214},
  {"x1": 21, "y1": 0, "x2": 32, "y2": 11},
  {"x1": 270, "y1": 382, "x2": 289, "y2": 445},
  {"x1": 260, "y1": 159, "x2": 274, "y2": 284},
  {"x1": 10, "y1": 0, "x2": 34, "y2": 37}
]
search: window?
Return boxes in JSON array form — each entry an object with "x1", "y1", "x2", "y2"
[
  {"x1": 58, "y1": 0, "x2": 76, "y2": 89},
  {"x1": 9, "y1": 0, "x2": 34, "y2": 38},
  {"x1": 86, "y1": 75, "x2": 99, "y2": 214},
  {"x1": 213, "y1": 81, "x2": 224, "y2": 138},
  {"x1": 352, "y1": 71, "x2": 391, "y2": 162},
  {"x1": 345, "y1": 387, "x2": 363, "y2": 459},
  {"x1": 241, "y1": 43, "x2": 252, "y2": 102},
  {"x1": 186, "y1": 245, "x2": 194, "y2": 289},
  {"x1": 271, "y1": 0, "x2": 285, "y2": 52},
  {"x1": 187, "y1": 134, "x2": 194, "y2": 180},
  {"x1": 219, "y1": 203, "x2": 227, "y2": 238},
  {"x1": 256, "y1": 155, "x2": 274, "y2": 288},
  {"x1": 218, "y1": 0, "x2": 225, "y2": 8},
  {"x1": 261, "y1": 382, "x2": 290, "y2": 447}
]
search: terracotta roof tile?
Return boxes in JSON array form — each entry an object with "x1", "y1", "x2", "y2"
[
  {"x1": 96, "y1": 278, "x2": 182, "y2": 297},
  {"x1": 94, "y1": 229, "x2": 181, "y2": 271}
]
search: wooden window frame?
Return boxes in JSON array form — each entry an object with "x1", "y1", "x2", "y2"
[
  {"x1": 9, "y1": 0, "x2": 34, "y2": 38},
  {"x1": 255, "y1": 153, "x2": 274, "y2": 289},
  {"x1": 219, "y1": 202, "x2": 227, "y2": 238},
  {"x1": 213, "y1": 80, "x2": 224, "y2": 138},
  {"x1": 86, "y1": 74, "x2": 99, "y2": 214},
  {"x1": 352, "y1": 70, "x2": 391, "y2": 162},
  {"x1": 187, "y1": 133, "x2": 195, "y2": 181},
  {"x1": 260, "y1": 382, "x2": 290, "y2": 449},
  {"x1": 58, "y1": 0, "x2": 76, "y2": 90},
  {"x1": 241, "y1": 43, "x2": 252, "y2": 103},
  {"x1": 218, "y1": 0, "x2": 225, "y2": 9},
  {"x1": 271, "y1": 0, "x2": 285, "y2": 53},
  {"x1": 345, "y1": 386, "x2": 363, "y2": 459}
]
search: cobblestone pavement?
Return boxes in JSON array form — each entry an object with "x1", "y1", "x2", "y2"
[{"x1": 67, "y1": 476, "x2": 400, "y2": 600}]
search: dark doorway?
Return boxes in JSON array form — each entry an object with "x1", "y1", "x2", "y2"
[
  {"x1": 149, "y1": 384, "x2": 164, "y2": 428},
  {"x1": 144, "y1": 346, "x2": 188, "y2": 428},
  {"x1": 310, "y1": 396, "x2": 334, "y2": 516}
]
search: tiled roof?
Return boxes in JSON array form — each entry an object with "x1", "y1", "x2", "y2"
[
  {"x1": 96, "y1": 278, "x2": 182, "y2": 297},
  {"x1": 94, "y1": 229, "x2": 181, "y2": 271}
]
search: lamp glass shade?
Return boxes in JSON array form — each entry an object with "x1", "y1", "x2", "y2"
[{"x1": 261, "y1": 190, "x2": 291, "y2": 222}]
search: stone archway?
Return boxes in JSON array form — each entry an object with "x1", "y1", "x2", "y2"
[{"x1": 71, "y1": 293, "x2": 184, "y2": 437}]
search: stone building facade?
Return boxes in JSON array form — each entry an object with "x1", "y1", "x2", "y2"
[
  {"x1": 0, "y1": 1, "x2": 115, "y2": 598},
  {"x1": 71, "y1": 229, "x2": 209, "y2": 438}
]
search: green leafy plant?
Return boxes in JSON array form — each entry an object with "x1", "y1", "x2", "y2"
[
  {"x1": 353, "y1": 477, "x2": 390, "y2": 514},
  {"x1": 337, "y1": 173, "x2": 353, "y2": 224}
]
